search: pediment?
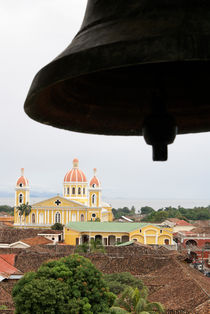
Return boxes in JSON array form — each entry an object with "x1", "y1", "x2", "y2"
[{"x1": 32, "y1": 196, "x2": 87, "y2": 208}]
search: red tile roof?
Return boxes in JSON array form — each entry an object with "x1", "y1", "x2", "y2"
[
  {"x1": 0, "y1": 256, "x2": 22, "y2": 278},
  {"x1": 0, "y1": 254, "x2": 16, "y2": 266},
  {"x1": 168, "y1": 218, "x2": 192, "y2": 226},
  {"x1": 20, "y1": 236, "x2": 53, "y2": 246}
]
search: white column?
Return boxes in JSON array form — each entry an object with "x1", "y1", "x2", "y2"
[
  {"x1": 77, "y1": 210, "x2": 79, "y2": 221},
  {"x1": 144, "y1": 235, "x2": 146, "y2": 244},
  {"x1": 156, "y1": 234, "x2": 158, "y2": 244},
  {"x1": 45, "y1": 210, "x2": 46, "y2": 225},
  {"x1": 86, "y1": 210, "x2": 87, "y2": 221},
  {"x1": 62, "y1": 210, "x2": 64, "y2": 224},
  {"x1": 36, "y1": 209, "x2": 38, "y2": 225}
]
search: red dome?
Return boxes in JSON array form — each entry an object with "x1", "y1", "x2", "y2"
[
  {"x1": 16, "y1": 168, "x2": 29, "y2": 187},
  {"x1": 89, "y1": 168, "x2": 100, "y2": 187},
  {"x1": 64, "y1": 159, "x2": 87, "y2": 182}
]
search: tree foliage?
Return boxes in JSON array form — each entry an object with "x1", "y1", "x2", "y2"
[
  {"x1": 113, "y1": 286, "x2": 164, "y2": 314},
  {"x1": 16, "y1": 202, "x2": 31, "y2": 226},
  {"x1": 75, "y1": 239, "x2": 105, "y2": 254},
  {"x1": 112, "y1": 206, "x2": 136, "y2": 219},
  {"x1": 142, "y1": 205, "x2": 210, "y2": 222},
  {"x1": 140, "y1": 207, "x2": 155, "y2": 215},
  {"x1": 104, "y1": 272, "x2": 144, "y2": 295},
  {"x1": 51, "y1": 222, "x2": 63, "y2": 230},
  {"x1": 12, "y1": 254, "x2": 115, "y2": 314},
  {"x1": 0, "y1": 205, "x2": 14, "y2": 215}
]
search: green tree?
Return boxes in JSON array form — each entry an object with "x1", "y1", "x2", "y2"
[
  {"x1": 104, "y1": 272, "x2": 144, "y2": 295},
  {"x1": 16, "y1": 203, "x2": 31, "y2": 227},
  {"x1": 75, "y1": 239, "x2": 105, "y2": 254},
  {"x1": 113, "y1": 286, "x2": 164, "y2": 314},
  {"x1": 12, "y1": 254, "x2": 115, "y2": 314},
  {"x1": 51, "y1": 222, "x2": 63, "y2": 230},
  {"x1": 0, "y1": 205, "x2": 14, "y2": 215},
  {"x1": 140, "y1": 207, "x2": 154, "y2": 215}
]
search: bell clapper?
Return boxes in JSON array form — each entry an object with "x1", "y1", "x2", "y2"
[{"x1": 142, "y1": 95, "x2": 177, "y2": 161}]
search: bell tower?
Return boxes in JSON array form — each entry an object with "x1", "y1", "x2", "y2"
[
  {"x1": 89, "y1": 168, "x2": 101, "y2": 208},
  {"x1": 15, "y1": 168, "x2": 30, "y2": 207}
]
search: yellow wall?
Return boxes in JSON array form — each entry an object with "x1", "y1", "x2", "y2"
[{"x1": 64, "y1": 224, "x2": 173, "y2": 246}]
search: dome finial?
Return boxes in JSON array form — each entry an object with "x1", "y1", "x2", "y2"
[
  {"x1": 73, "y1": 158, "x2": 79, "y2": 168},
  {"x1": 93, "y1": 168, "x2": 97, "y2": 176},
  {"x1": 21, "y1": 168, "x2": 24, "y2": 176}
]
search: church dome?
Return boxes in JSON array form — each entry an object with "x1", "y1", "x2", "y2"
[
  {"x1": 89, "y1": 168, "x2": 100, "y2": 187},
  {"x1": 64, "y1": 158, "x2": 87, "y2": 182},
  {"x1": 16, "y1": 168, "x2": 29, "y2": 187}
]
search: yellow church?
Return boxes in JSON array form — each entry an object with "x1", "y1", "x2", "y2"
[{"x1": 14, "y1": 158, "x2": 113, "y2": 227}]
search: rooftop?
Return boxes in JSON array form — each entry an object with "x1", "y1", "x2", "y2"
[
  {"x1": 168, "y1": 218, "x2": 193, "y2": 226},
  {"x1": 20, "y1": 236, "x2": 53, "y2": 246},
  {"x1": 65, "y1": 222, "x2": 149, "y2": 232}
]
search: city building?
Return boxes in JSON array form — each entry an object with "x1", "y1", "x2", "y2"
[
  {"x1": 14, "y1": 158, "x2": 113, "y2": 228},
  {"x1": 64, "y1": 222, "x2": 173, "y2": 246}
]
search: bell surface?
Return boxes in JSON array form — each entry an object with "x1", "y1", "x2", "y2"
[{"x1": 25, "y1": 0, "x2": 210, "y2": 138}]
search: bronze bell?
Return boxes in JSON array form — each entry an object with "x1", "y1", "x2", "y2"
[{"x1": 24, "y1": 0, "x2": 210, "y2": 161}]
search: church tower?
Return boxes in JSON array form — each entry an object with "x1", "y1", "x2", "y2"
[
  {"x1": 15, "y1": 168, "x2": 30, "y2": 206},
  {"x1": 89, "y1": 168, "x2": 101, "y2": 208}
]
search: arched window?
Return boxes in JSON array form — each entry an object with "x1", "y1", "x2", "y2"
[
  {"x1": 19, "y1": 194, "x2": 23, "y2": 204},
  {"x1": 80, "y1": 214, "x2": 84, "y2": 222},
  {"x1": 92, "y1": 184, "x2": 96, "y2": 188},
  {"x1": 78, "y1": 187, "x2": 81, "y2": 195},
  {"x1": 186, "y1": 239, "x2": 197, "y2": 247},
  {"x1": 19, "y1": 183, "x2": 23, "y2": 187},
  {"x1": 72, "y1": 187, "x2": 75, "y2": 195},
  {"x1": 67, "y1": 187, "x2": 70, "y2": 194},
  {"x1": 92, "y1": 194, "x2": 96, "y2": 205},
  {"x1": 55, "y1": 212, "x2": 61, "y2": 223},
  {"x1": 83, "y1": 188, "x2": 85, "y2": 195},
  {"x1": 32, "y1": 213, "x2": 35, "y2": 224}
]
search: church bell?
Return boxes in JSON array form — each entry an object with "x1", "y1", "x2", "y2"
[{"x1": 24, "y1": 0, "x2": 210, "y2": 161}]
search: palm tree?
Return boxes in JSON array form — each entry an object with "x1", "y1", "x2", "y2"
[
  {"x1": 16, "y1": 203, "x2": 31, "y2": 228},
  {"x1": 113, "y1": 286, "x2": 165, "y2": 314}
]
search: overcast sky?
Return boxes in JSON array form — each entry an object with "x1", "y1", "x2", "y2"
[{"x1": 1, "y1": 1, "x2": 210, "y2": 207}]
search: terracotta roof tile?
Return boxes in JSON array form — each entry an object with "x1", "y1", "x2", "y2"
[
  {"x1": 0, "y1": 254, "x2": 16, "y2": 266},
  {"x1": 20, "y1": 236, "x2": 53, "y2": 246},
  {"x1": 168, "y1": 218, "x2": 193, "y2": 226},
  {"x1": 0, "y1": 256, "x2": 22, "y2": 277}
]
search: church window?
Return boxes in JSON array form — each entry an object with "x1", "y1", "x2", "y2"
[
  {"x1": 160, "y1": 230, "x2": 162, "y2": 234},
  {"x1": 139, "y1": 229, "x2": 142, "y2": 233},
  {"x1": 19, "y1": 183, "x2": 23, "y2": 187},
  {"x1": 67, "y1": 187, "x2": 70, "y2": 194},
  {"x1": 83, "y1": 188, "x2": 85, "y2": 195},
  {"x1": 78, "y1": 187, "x2": 81, "y2": 195},
  {"x1": 92, "y1": 184, "x2": 96, "y2": 188},
  {"x1": 55, "y1": 212, "x2": 61, "y2": 223},
  {"x1": 92, "y1": 194, "x2": 96, "y2": 205},
  {"x1": 19, "y1": 194, "x2": 23, "y2": 204},
  {"x1": 80, "y1": 214, "x2": 84, "y2": 222},
  {"x1": 32, "y1": 213, "x2": 35, "y2": 224},
  {"x1": 72, "y1": 187, "x2": 75, "y2": 195},
  {"x1": 92, "y1": 213, "x2": 96, "y2": 218}
]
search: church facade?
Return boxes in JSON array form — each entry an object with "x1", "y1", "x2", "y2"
[{"x1": 14, "y1": 158, "x2": 113, "y2": 228}]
